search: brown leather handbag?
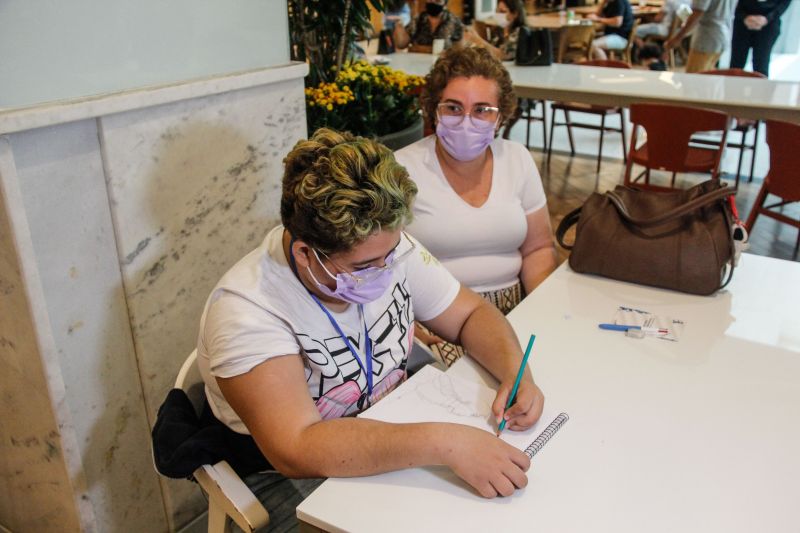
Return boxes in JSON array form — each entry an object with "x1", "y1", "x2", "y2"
[{"x1": 556, "y1": 180, "x2": 738, "y2": 295}]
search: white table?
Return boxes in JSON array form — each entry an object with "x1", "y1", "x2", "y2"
[
  {"x1": 379, "y1": 53, "x2": 800, "y2": 123},
  {"x1": 297, "y1": 254, "x2": 800, "y2": 532}
]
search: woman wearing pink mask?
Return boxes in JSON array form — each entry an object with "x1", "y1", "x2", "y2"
[
  {"x1": 196, "y1": 128, "x2": 545, "y2": 526},
  {"x1": 395, "y1": 46, "x2": 557, "y2": 367}
]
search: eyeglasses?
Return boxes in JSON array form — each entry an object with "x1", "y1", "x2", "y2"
[
  {"x1": 315, "y1": 232, "x2": 417, "y2": 285},
  {"x1": 436, "y1": 102, "x2": 500, "y2": 128}
]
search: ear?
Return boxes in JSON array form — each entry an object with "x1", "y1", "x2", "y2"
[{"x1": 291, "y1": 239, "x2": 314, "y2": 270}]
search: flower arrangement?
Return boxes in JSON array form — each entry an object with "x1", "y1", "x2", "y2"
[{"x1": 305, "y1": 61, "x2": 425, "y2": 138}]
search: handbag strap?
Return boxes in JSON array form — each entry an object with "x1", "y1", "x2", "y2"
[
  {"x1": 555, "y1": 206, "x2": 582, "y2": 250},
  {"x1": 606, "y1": 185, "x2": 734, "y2": 228}
]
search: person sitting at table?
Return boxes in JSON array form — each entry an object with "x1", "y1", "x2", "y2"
[
  {"x1": 393, "y1": 0, "x2": 464, "y2": 53},
  {"x1": 587, "y1": 0, "x2": 635, "y2": 61},
  {"x1": 394, "y1": 46, "x2": 558, "y2": 367},
  {"x1": 197, "y1": 127, "x2": 546, "y2": 525},
  {"x1": 463, "y1": 0, "x2": 527, "y2": 61},
  {"x1": 633, "y1": 0, "x2": 690, "y2": 48}
]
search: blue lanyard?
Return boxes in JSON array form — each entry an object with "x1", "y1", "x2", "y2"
[
  {"x1": 288, "y1": 236, "x2": 374, "y2": 396},
  {"x1": 308, "y1": 295, "x2": 374, "y2": 397}
]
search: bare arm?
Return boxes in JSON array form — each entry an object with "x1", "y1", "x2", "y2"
[
  {"x1": 664, "y1": 9, "x2": 703, "y2": 49},
  {"x1": 217, "y1": 352, "x2": 531, "y2": 497},
  {"x1": 393, "y1": 22, "x2": 411, "y2": 49},
  {"x1": 519, "y1": 207, "x2": 558, "y2": 295},
  {"x1": 423, "y1": 287, "x2": 545, "y2": 431}
]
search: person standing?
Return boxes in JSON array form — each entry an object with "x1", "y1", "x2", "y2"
[
  {"x1": 664, "y1": 0, "x2": 735, "y2": 73},
  {"x1": 729, "y1": 0, "x2": 791, "y2": 77}
]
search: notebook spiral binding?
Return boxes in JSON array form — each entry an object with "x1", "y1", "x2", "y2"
[{"x1": 524, "y1": 413, "x2": 569, "y2": 459}]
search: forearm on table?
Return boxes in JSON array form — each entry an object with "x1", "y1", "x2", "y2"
[
  {"x1": 271, "y1": 418, "x2": 452, "y2": 478},
  {"x1": 520, "y1": 245, "x2": 557, "y2": 295}
]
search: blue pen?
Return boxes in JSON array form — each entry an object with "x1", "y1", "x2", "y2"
[
  {"x1": 497, "y1": 334, "x2": 536, "y2": 436},
  {"x1": 598, "y1": 323, "x2": 668, "y2": 334}
]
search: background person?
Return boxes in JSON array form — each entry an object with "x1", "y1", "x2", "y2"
[
  {"x1": 197, "y1": 128, "x2": 546, "y2": 526},
  {"x1": 463, "y1": 0, "x2": 528, "y2": 61},
  {"x1": 587, "y1": 0, "x2": 634, "y2": 60},
  {"x1": 634, "y1": 0, "x2": 691, "y2": 46},
  {"x1": 729, "y1": 0, "x2": 791, "y2": 77},
  {"x1": 393, "y1": 0, "x2": 464, "y2": 53},
  {"x1": 395, "y1": 46, "x2": 557, "y2": 366},
  {"x1": 664, "y1": 0, "x2": 735, "y2": 73}
]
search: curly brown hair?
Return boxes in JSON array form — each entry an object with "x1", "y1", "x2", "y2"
[
  {"x1": 280, "y1": 128, "x2": 418, "y2": 255},
  {"x1": 421, "y1": 45, "x2": 517, "y2": 128}
]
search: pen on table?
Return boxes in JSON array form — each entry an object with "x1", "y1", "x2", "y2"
[
  {"x1": 497, "y1": 334, "x2": 536, "y2": 436},
  {"x1": 598, "y1": 323, "x2": 668, "y2": 334}
]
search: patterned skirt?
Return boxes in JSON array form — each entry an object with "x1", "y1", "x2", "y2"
[{"x1": 425, "y1": 281, "x2": 523, "y2": 367}]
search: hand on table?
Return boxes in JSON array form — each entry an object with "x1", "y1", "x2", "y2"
[
  {"x1": 586, "y1": 13, "x2": 599, "y2": 21},
  {"x1": 492, "y1": 378, "x2": 545, "y2": 431},
  {"x1": 445, "y1": 425, "x2": 531, "y2": 498}
]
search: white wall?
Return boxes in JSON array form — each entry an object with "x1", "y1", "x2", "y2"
[{"x1": 0, "y1": 0, "x2": 289, "y2": 108}]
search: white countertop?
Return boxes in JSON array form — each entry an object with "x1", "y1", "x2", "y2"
[{"x1": 0, "y1": 61, "x2": 308, "y2": 136}]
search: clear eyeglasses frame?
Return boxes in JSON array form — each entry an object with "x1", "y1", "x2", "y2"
[
  {"x1": 316, "y1": 232, "x2": 417, "y2": 285},
  {"x1": 436, "y1": 102, "x2": 501, "y2": 127}
]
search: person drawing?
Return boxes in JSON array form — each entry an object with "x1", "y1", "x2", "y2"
[
  {"x1": 664, "y1": 0, "x2": 735, "y2": 73},
  {"x1": 463, "y1": 0, "x2": 528, "y2": 61},
  {"x1": 587, "y1": 0, "x2": 635, "y2": 60},
  {"x1": 729, "y1": 0, "x2": 791, "y2": 77},
  {"x1": 394, "y1": 46, "x2": 557, "y2": 367},
  {"x1": 197, "y1": 128, "x2": 546, "y2": 526},
  {"x1": 393, "y1": 0, "x2": 464, "y2": 53}
]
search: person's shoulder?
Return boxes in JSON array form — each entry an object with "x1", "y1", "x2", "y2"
[
  {"x1": 494, "y1": 137, "x2": 533, "y2": 160},
  {"x1": 394, "y1": 135, "x2": 436, "y2": 164}
]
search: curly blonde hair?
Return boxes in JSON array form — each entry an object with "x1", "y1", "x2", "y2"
[
  {"x1": 281, "y1": 128, "x2": 418, "y2": 254},
  {"x1": 421, "y1": 45, "x2": 517, "y2": 128}
]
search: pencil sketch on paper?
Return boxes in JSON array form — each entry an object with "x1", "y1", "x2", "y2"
[{"x1": 404, "y1": 370, "x2": 493, "y2": 420}]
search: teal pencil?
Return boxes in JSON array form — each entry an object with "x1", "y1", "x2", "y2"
[{"x1": 497, "y1": 334, "x2": 536, "y2": 436}]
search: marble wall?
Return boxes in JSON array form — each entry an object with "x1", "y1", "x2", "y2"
[{"x1": 0, "y1": 71, "x2": 307, "y2": 531}]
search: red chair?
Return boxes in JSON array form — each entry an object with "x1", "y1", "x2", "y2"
[
  {"x1": 624, "y1": 103, "x2": 730, "y2": 191},
  {"x1": 694, "y1": 68, "x2": 766, "y2": 188},
  {"x1": 745, "y1": 120, "x2": 800, "y2": 259},
  {"x1": 547, "y1": 59, "x2": 630, "y2": 173}
]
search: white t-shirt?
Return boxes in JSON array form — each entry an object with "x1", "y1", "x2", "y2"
[
  {"x1": 197, "y1": 225, "x2": 460, "y2": 434},
  {"x1": 395, "y1": 135, "x2": 547, "y2": 292}
]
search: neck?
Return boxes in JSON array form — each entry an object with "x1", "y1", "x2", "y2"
[{"x1": 282, "y1": 229, "x2": 350, "y2": 313}]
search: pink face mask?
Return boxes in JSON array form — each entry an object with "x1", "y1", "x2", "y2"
[
  {"x1": 306, "y1": 249, "x2": 395, "y2": 304},
  {"x1": 436, "y1": 114, "x2": 497, "y2": 161}
]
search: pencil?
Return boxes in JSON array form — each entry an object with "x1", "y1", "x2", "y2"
[{"x1": 497, "y1": 334, "x2": 536, "y2": 436}]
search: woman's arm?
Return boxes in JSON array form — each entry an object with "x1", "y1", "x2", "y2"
[
  {"x1": 423, "y1": 286, "x2": 545, "y2": 431},
  {"x1": 217, "y1": 353, "x2": 532, "y2": 497},
  {"x1": 519, "y1": 207, "x2": 558, "y2": 295}
]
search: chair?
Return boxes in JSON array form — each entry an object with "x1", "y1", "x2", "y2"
[
  {"x1": 744, "y1": 120, "x2": 800, "y2": 259},
  {"x1": 169, "y1": 351, "x2": 270, "y2": 533},
  {"x1": 502, "y1": 98, "x2": 548, "y2": 151},
  {"x1": 624, "y1": 103, "x2": 730, "y2": 191},
  {"x1": 157, "y1": 342, "x2": 440, "y2": 532},
  {"x1": 693, "y1": 68, "x2": 766, "y2": 188},
  {"x1": 608, "y1": 19, "x2": 640, "y2": 65},
  {"x1": 547, "y1": 59, "x2": 630, "y2": 173},
  {"x1": 556, "y1": 23, "x2": 595, "y2": 64}
]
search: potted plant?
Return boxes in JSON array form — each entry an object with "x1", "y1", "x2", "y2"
[
  {"x1": 290, "y1": 0, "x2": 425, "y2": 150},
  {"x1": 305, "y1": 61, "x2": 425, "y2": 150}
]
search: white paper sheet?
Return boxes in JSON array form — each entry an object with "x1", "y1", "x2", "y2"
[{"x1": 359, "y1": 365, "x2": 564, "y2": 456}]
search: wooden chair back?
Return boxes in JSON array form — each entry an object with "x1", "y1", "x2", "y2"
[{"x1": 556, "y1": 23, "x2": 595, "y2": 63}]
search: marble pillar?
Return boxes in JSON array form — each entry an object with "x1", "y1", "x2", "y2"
[{"x1": 0, "y1": 64, "x2": 308, "y2": 532}]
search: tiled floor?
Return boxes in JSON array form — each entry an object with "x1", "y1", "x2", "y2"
[{"x1": 504, "y1": 116, "x2": 799, "y2": 266}]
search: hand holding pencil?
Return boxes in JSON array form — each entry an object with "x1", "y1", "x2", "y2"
[{"x1": 493, "y1": 335, "x2": 545, "y2": 435}]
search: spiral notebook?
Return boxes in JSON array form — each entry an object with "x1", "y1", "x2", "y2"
[{"x1": 359, "y1": 365, "x2": 568, "y2": 459}]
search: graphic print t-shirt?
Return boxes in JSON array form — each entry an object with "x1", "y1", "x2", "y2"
[{"x1": 197, "y1": 225, "x2": 460, "y2": 434}]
